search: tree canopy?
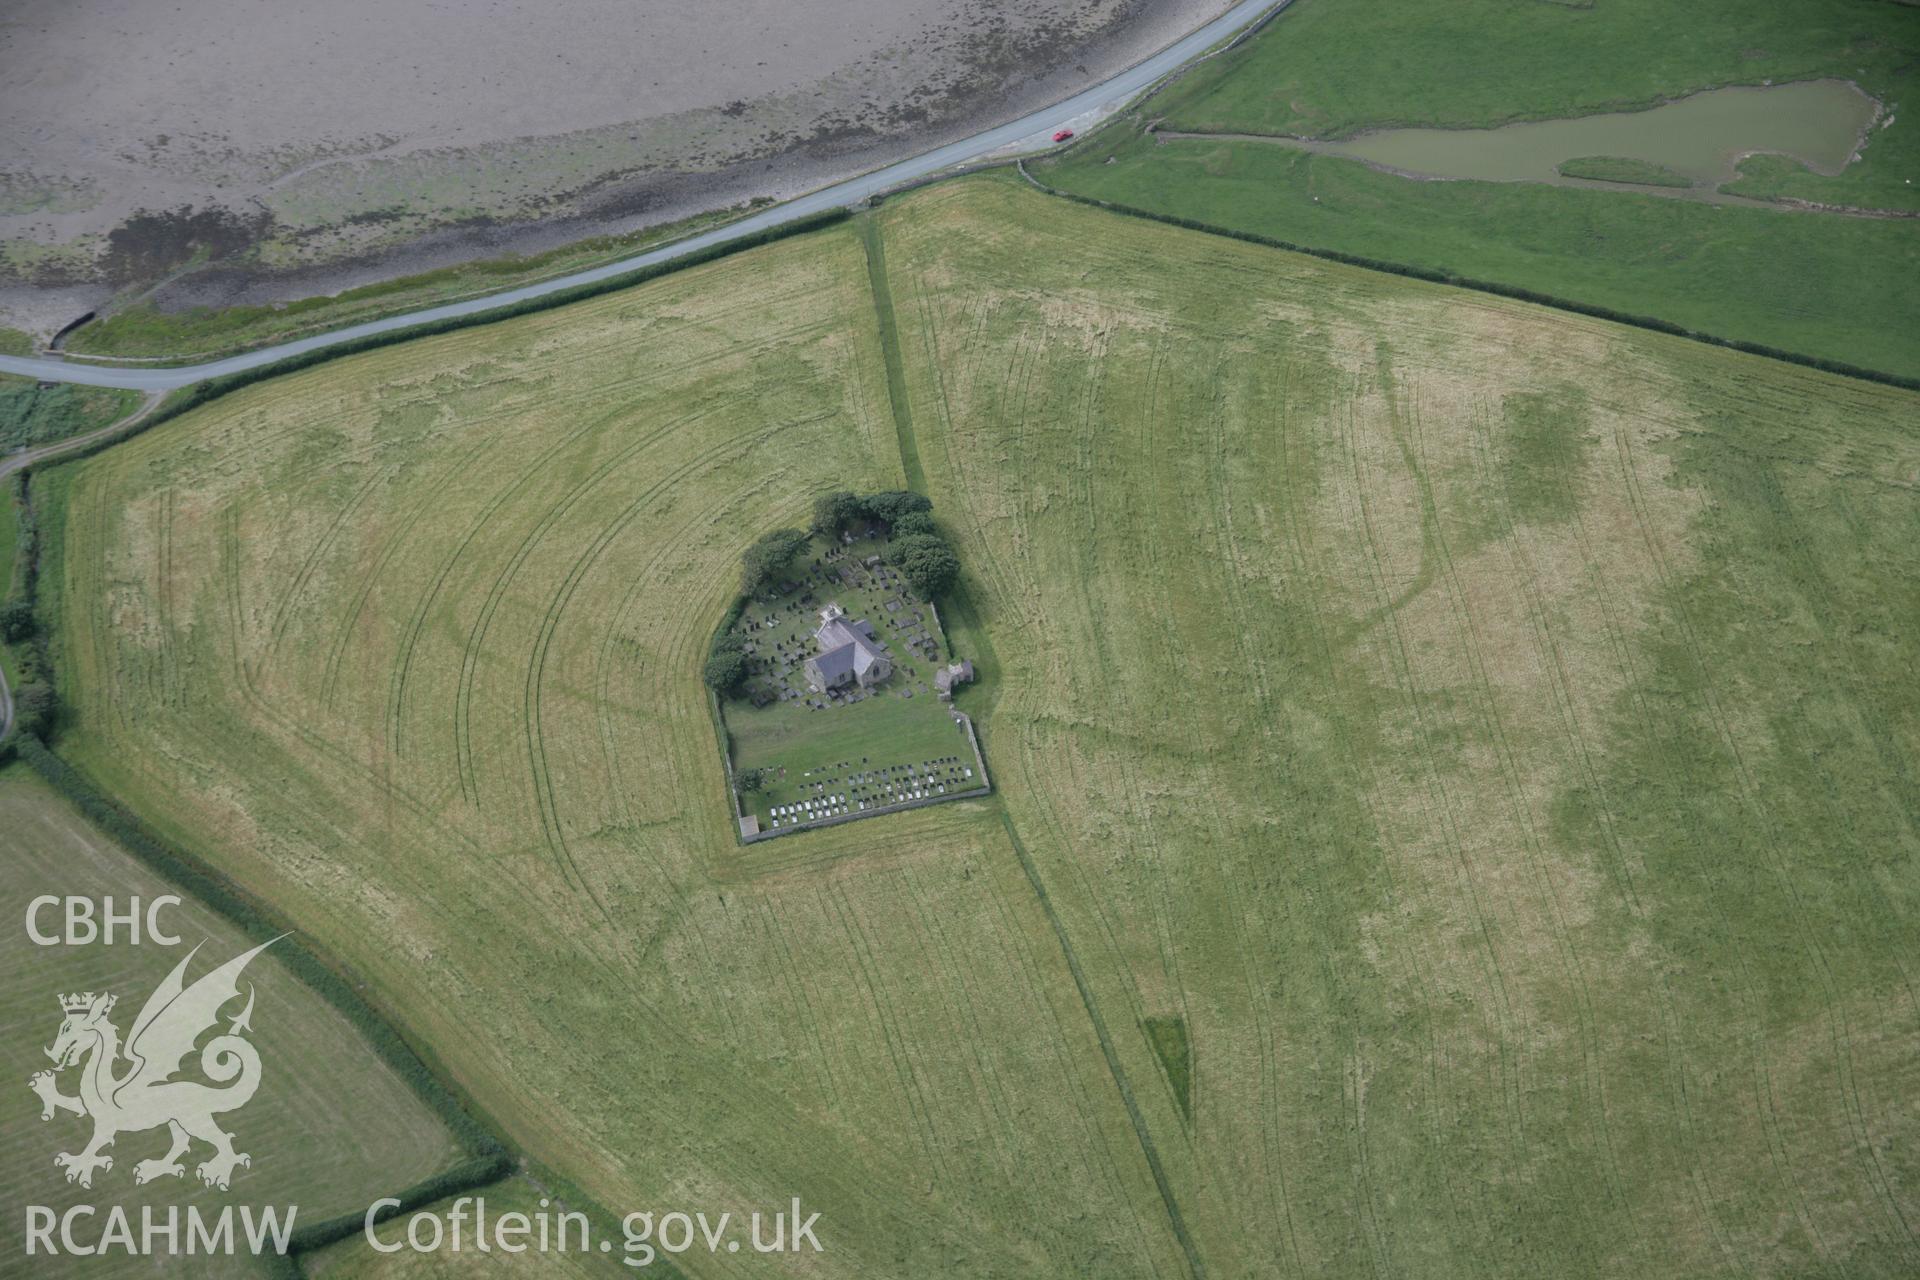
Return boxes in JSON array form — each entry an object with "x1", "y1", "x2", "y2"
[
  {"x1": 0, "y1": 599, "x2": 34, "y2": 644},
  {"x1": 862, "y1": 490, "x2": 933, "y2": 526},
  {"x1": 13, "y1": 681, "x2": 56, "y2": 738},
  {"x1": 891, "y1": 532, "x2": 961, "y2": 599},
  {"x1": 740, "y1": 527, "x2": 810, "y2": 595},
  {"x1": 810, "y1": 490, "x2": 864, "y2": 537},
  {"x1": 703, "y1": 633, "x2": 749, "y2": 695},
  {"x1": 888, "y1": 510, "x2": 937, "y2": 540}
]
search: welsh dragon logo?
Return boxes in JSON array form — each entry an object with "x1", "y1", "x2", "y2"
[{"x1": 28, "y1": 939, "x2": 279, "y2": 1191}]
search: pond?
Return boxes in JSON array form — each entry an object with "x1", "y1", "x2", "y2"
[{"x1": 1310, "y1": 80, "x2": 1880, "y2": 193}]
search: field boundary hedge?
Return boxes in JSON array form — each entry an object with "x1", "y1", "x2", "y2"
[
  {"x1": 1019, "y1": 162, "x2": 1920, "y2": 394},
  {"x1": 14, "y1": 736, "x2": 515, "y2": 1257}
]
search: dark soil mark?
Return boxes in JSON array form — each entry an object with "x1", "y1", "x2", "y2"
[{"x1": 102, "y1": 204, "x2": 274, "y2": 285}]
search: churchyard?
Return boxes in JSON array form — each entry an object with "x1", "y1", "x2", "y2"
[{"x1": 717, "y1": 530, "x2": 987, "y2": 836}]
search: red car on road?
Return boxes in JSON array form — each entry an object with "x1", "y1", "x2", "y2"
[{"x1": 1052, "y1": 128, "x2": 1075, "y2": 143}]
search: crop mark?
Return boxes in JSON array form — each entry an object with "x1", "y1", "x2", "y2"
[
  {"x1": 1609, "y1": 417, "x2": 1848, "y2": 1267},
  {"x1": 1339, "y1": 375, "x2": 1523, "y2": 1152}
]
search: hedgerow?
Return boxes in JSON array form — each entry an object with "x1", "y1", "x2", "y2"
[
  {"x1": 1019, "y1": 165, "x2": 1920, "y2": 393},
  {"x1": 15, "y1": 735, "x2": 516, "y2": 1257}
]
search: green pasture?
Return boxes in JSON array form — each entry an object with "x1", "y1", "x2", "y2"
[
  {"x1": 1041, "y1": 133, "x2": 1920, "y2": 378},
  {"x1": 1040, "y1": 0, "x2": 1919, "y2": 379},
  {"x1": 1153, "y1": 0, "x2": 1918, "y2": 213}
]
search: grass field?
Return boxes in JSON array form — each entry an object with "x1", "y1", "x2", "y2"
[
  {"x1": 0, "y1": 763, "x2": 468, "y2": 1277},
  {"x1": 1151, "y1": 0, "x2": 1919, "y2": 213},
  {"x1": 1041, "y1": 0, "x2": 1920, "y2": 379},
  {"x1": 42, "y1": 174, "x2": 1920, "y2": 1275},
  {"x1": 1040, "y1": 134, "x2": 1920, "y2": 379},
  {"x1": 875, "y1": 177, "x2": 1920, "y2": 1276}
]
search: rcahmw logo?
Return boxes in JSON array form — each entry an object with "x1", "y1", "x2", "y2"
[{"x1": 23, "y1": 938, "x2": 300, "y2": 1260}]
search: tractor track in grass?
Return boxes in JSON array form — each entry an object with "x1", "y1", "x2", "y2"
[
  {"x1": 1204, "y1": 358, "x2": 1355, "y2": 1277},
  {"x1": 998, "y1": 808, "x2": 1208, "y2": 1279},
  {"x1": 1606, "y1": 413, "x2": 1849, "y2": 1269},
  {"x1": 829, "y1": 880, "x2": 950, "y2": 1176},
  {"x1": 1528, "y1": 398, "x2": 1742, "y2": 1266},
  {"x1": 518, "y1": 411, "x2": 831, "y2": 926},
  {"x1": 1405, "y1": 380, "x2": 1626, "y2": 1256},
  {"x1": 1467, "y1": 389, "x2": 1663, "y2": 1267},
  {"x1": 452, "y1": 347, "x2": 813, "y2": 803},
  {"x1": 971, "y1": 830, "x2": 1172, "y2": 1267},
  {"x1": 319, "y1": 429, "x2": 501, "y2": 708},
  {"x1": 1270, "y1": 358, "x2": 1458, "y2": 1276},
  {"x1": 380, "y1": 280, "x2": 838, "y2": 765},
  {"x1": 1337, "y1": 376, "x2": 1524, "y2": 1151},
  {"x1": 899, "y1": 865, "x2": 1023, "y2": 1185},
  {"x1": 1677, "y1": 443, "x2": 1920, "y2": 1263}
]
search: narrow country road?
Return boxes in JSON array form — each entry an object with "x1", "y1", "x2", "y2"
[{"x1": 0, "y1": 0, "x2": 1285, "y2": 392}]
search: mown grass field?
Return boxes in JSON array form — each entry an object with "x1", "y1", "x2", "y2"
[
  {"x1": 47, "y1": 221, "x2": 1188, "y2": 1275},
  {"x1": 0, "y1": 763, "x2": 468, "y2": 1277},
  {"x1": 876, "y1": 178, "x2": 1920, "y2": 1276},
  {"x1": 43, "y1": 173, "x2": 1920, "y2": 1275}
]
